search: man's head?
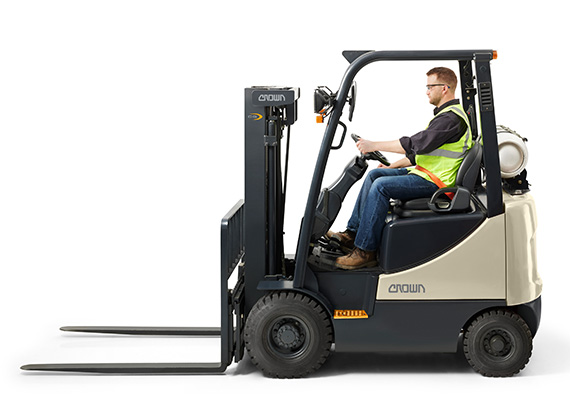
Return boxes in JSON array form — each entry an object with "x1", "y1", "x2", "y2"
[{"x1": 426, "y1": 67, "x2": 457, "y2": 107}]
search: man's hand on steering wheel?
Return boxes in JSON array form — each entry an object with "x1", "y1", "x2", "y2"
[
  {"x1": 355, "y1": 138, "x2": 376, "y2": 154},
  {"x1": 351, "y1": 133, "x2": 391, "y2": 167}
]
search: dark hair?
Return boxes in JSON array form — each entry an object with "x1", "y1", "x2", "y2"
[{"x1": 427, "y1": 67, "x2": 457, "y2": 90}]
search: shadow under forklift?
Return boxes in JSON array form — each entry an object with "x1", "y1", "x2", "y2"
[{"x1": 21, "y1": 50, "x2": 541, "y2": 378}]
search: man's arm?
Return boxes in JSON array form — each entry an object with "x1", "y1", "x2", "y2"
[
  {"x1": 356, "y1": 138, "x2": 405, "y2": 154},
  {"x1": 399, "y1": 112, "x2": 467, "y2": 156},
  {"x1": 378, "y1": 156, "x2": 412, "y2": 169}
]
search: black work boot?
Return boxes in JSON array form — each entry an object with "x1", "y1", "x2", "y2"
[{"x1": 325, "y1": 230, "x2": 356, "y2": 252}]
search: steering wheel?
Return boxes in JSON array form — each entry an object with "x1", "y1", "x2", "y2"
[{"x1": 351, "y1": 133, "x2": 391, "y2": 166}]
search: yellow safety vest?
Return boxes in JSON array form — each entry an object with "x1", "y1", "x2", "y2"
[{"x1": 408, "y1": 103, "x2": 473, "y2": 187}]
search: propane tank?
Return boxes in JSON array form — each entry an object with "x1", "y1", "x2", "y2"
[
  {"x1": 497, "y1": 125, "x2": 528, "y2": 178},
  {"x1": 496, "y1": 125, "x2": 530, "y2": 194}
]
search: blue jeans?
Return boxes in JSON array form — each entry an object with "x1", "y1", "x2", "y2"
[{"x1": 346, "y1": 168, "x2": 438, "y2": 251}]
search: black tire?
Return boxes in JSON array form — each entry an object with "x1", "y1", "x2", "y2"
[
  {"x1": 244, "y1": 291, "x2": 333, "y2": 378},
  {"x1": 463, "y1": 309, "x2": 533, "y2": 377}
]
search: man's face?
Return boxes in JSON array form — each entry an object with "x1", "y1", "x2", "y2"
[{"x1": 426, "y1": 74, "x2": 445, "y2": 106}]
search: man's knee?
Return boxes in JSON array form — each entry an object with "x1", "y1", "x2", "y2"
[{"x1": 371, "y1": 177, "x2": 394, "y2": 198}]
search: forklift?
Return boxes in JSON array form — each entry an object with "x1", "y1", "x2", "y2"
[{"x1": 21, "y1": 50, "x2": 541, "y2": 378}]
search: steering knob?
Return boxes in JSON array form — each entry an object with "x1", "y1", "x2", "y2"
[{"x1": 351, "y1": 133, "x2": 391, "y2": 166}]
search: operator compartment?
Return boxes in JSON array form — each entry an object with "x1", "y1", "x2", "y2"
[{"x1": 310, "y1": 123, "x2": 532, "y2": 275}]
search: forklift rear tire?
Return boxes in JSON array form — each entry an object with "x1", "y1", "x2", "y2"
[
  {"x1": 463, "y1": 309, "x2": 533, "y2": 377},
  {"x1": 244, "y1": 291, "x2": 333, "y2": 378}
]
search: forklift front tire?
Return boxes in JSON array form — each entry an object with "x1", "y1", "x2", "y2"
[
  {"x1": 244, "y1": 291, "x2": 333, "y2": 378},
  {"x1": 463, "y1": 309, "x2": 533, "y2": 377}
]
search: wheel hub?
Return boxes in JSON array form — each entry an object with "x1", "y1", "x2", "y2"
[
  {"x1": 483, "y1": 329, "x2": 513, "y2": 357},
  {"x1": 271, "y1": 318, "x2": 307, "y2": 353}
]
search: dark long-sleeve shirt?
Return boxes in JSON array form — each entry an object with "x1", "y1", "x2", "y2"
[{"x1": 399, "y1": 99, "x2": 468, "y2": 165}]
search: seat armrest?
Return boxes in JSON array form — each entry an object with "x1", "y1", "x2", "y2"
[{"x1": 428, "y1": 186, "x2": 471, "y2": 213}]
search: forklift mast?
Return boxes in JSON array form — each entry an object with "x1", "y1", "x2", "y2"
[{"x1": 243, "y1": 87, "x2": 299, "y2": 315}]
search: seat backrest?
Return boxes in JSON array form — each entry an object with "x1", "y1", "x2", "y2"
[{"x1": 455, "y1": 140, "x2": 482, "y2": 192}]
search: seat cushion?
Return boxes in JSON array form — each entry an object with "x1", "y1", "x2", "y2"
[
  {"x1": 392, "y1": 197, "x2": 451, "y2": 218},
  {"x1": 400, "y1": 198, "x2": 430, "y2": 210}
]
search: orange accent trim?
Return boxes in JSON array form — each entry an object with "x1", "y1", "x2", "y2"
[{"x1": 334, "y1": 310, "x2": 368, "y2": 319}]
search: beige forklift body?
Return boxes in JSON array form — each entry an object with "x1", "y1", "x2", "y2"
[
  {"x1": 504, "y1": 193, "x2": 542, "y2": 305},
  {"x1": 377, "y1": 193, "x2": 541, "y2": 305}
]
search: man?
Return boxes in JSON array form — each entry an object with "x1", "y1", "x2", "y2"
[{"x1": 330, "y1": 67, "x2": 473, "y2": 270}]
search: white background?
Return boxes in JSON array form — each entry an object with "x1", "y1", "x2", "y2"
[{"x1": 1, "y1": 1, "x2": 568, "y2": 419}]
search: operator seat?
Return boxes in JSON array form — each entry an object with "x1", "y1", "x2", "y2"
[
  {"x1": 393, "y1": 140, "x2": 482, "y2": 218},
  {"x1": 381, "y1": 140, "x2": 484, "y2": 272}
]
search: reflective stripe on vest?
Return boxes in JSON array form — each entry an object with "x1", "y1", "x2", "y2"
[{"x1": 408, "y1": 103, "x2": 473, "y2": 187}]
